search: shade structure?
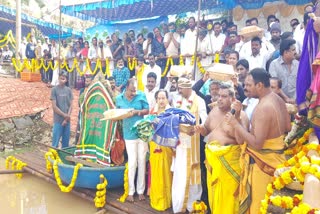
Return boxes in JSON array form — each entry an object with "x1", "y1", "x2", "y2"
[
  {"x1": 0, "y1": 5, "x2": 82, "y2": 38},
  {"x1": 61, "y1": 0, "x2": 310, "y2": 22}
]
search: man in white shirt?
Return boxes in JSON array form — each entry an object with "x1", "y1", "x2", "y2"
[
  {"x1": 181, "y1": 17, "x2": 197, "y2": 66},
  {"x1": 206, "y1": 21, "x2": 226, "y2": 59},
  {"x1": 294, "y1": 12, "x2": 310, "y2": 57},
  {"x1": 164, "y1": 22, "x2": 180, "y2": 57},
  {"x1": 143, "y1": 32, "x2": 153, "y2": 58},
  {"x1": 144, "y1": 72, "x2": 157, "y2": 109},
  {"x1": 88, "y1": 37, "x2": 99, "y2": 75},
  {"x1": 143, "y1": 54, "x2": 161, "y2": 90},
  {"x1": 241, "y1": 36, "x2": 274, "y2": 70}
]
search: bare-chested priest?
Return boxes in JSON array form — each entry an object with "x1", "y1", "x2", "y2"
[
  {"x1": 195, "y1": 84, "x2": 249, "y2": 214},
  {"x1": 225, "y1": 68, "x2": 291, "y2": 214}
]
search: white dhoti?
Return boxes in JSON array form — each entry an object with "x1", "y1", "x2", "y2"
[
  {"x1": 171, "y1": 133, "x2": 202, "y2": 213},
  {"x1": 125, "y1": 139, "x2": 148, "y2": 195}
]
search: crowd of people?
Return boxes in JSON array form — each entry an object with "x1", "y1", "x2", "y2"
[{"x1": 49, "y1": 3, "x2": 314, "y2": 214}]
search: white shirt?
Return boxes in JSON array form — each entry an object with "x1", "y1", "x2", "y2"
[
  {"x1": 239, "y1": 39, "x2": 275, "y2": 69},
  {"x1": 206, "y1": 32, "x2": 226, "y2": 54},
  {"x1": 144, "y1": 88, "x2": 157, "y2": 110},
  {"x1": 181, "y1": 28, "x2": 197, "y2": 56},
  {"x1": 293, "y1": 24, "x2": 305, "y2": 56},
  {"x1": 163, "y1": 32, "x2": 180, "y2": 56},
  {"x1": 197, "y1": 37, "x2": 212, "y2": 66},
  {"x1": 242, "y1": 98, "x2": 259, "y2": 121},
  {"x1": 143, "y1": 40, "x2": 151, "y2": 57},
  {"x1": 143, "y1": 64, "x2": 162, "y2": 90},
  {"x1": 88, "y1": 46, "x2": 98, "y2": 60}
]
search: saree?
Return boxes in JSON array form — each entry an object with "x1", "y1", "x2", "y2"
[
  {"x1": 239, "y1": 135, "x2": 286, "y2": 214},
  {"x1": 205, "y1": 141, "x2": 241, "y2": 214},
  {"x1": 149, "y1": 104, "x2": 173, "y2": 211}
]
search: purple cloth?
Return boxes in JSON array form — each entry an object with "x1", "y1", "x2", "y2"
[
  {"x1": 296, "y1": 19, "x2": 319, "y2": 138},
  {"x1": 296, "y1": 19, "x2": 318, "y2": 115}
]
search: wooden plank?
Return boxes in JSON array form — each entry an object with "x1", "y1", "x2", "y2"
[{"x1": 65, "y1": 156, "x2": 106, "y2": 168}]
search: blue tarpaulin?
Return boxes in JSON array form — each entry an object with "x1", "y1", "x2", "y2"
[
  {"x1": 85, "y1": 16, "x2": 168, "y2": 40},
  {"x1": 61, "y1": 0, "x2": 310, "y2": 22}
]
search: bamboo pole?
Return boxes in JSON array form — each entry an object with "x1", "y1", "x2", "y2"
[
  {"x1": 15, "y1": 0, "x2": 21, "y2": 78},
  {"x1": 0, "y1": 169, "x2": 26, "y2": 174},
  {"x1": 192, "y1": 0, "x2": 202, "y2": 80},
  {"x1": 34, "y1": 141, "x2": 74, "y2": 156}
]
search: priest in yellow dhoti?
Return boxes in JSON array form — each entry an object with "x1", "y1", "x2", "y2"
[
  {"x1": 149, "y1": 89, "x2": 173, "y2": 211},
  {"x1": 172, "y1": 78, "x2": 208, "y2": 213},
  {"x1": 225, "y1": 69, "x2": 291, "y2": 214},
  {"x1": 195, "y1": 84, "x2": 249, "y2": 214}
]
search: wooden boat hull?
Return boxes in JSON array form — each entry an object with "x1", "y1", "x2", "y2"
[{"x1": 48, "y1": 147, "x2": 125, "y2": 189}]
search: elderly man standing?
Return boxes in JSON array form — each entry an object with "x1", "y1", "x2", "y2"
[
  {"x1": 171, "y1": 77, "x2": 207, "y2": 213},
  {"x1": 269, "y1": 39, "x2": 298, "y2": 99},
  {"x1": 116, "y1": 78, "x2": 149, "y2": 202}
]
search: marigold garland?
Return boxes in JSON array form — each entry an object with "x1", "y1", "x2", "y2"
[
  {"x1": 44, "y1": 149, "x2": 82, "y2": 193},
  {"x1": 5, "y1": 156, "x2": 27, "y2": 178},
  {"x1": 94, "y1": 174, "x2": 108, "y2": 208},
  {"x1": 128, "y1": 57, "x2": 137, "y2": 70},
  {"x1": 161, "y1": 56, "x2": 174, "y2": 77},
  {"x1": 192, "y1": 201, "x2": 207, "y2": 213},
  {"x1": 118, "y1": 163, "x2": 129, "y2": 203},
  {"x1": 285, "y1": 128, "x2": 313, "y2": 155},
  {"x1": 179, "y1": 55, "x2": 184, "y2": 66},
  {"x1": 260, "y1": 143, "x2": 320, "y2": 214}
]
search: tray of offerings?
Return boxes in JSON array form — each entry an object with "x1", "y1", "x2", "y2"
[
  {"x1": 207, "y1": 63, "x2": 235, "y2": 81},
  {"x1": 101, "y1": 108, "x2": 133, "y2": 121}
]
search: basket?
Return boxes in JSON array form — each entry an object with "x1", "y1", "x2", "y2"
[
  {"x1": 179, "y1": 124, "x2": 194, "y2": 134},
  {"x1": 100, "y1": 109, "x2": 133, "y2": 121},
  {"x1": 20, "y1": 71, "x2": 41, "y2": 82},
  {"x1": 238, "y1": 26, "x2": 263, "y2": 39},
  {"x1": 207, "y1": 63, "x2": 234, "y2": 81},
  {"x1": 169, "y1": 65, "x2": 193, "y2": 77}
]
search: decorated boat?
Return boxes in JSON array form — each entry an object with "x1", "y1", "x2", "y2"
[
  {"x1": 47, "y1": 146, "x2": 125, "y2": 189},
  {"x1": 46, "y1": 80, "x2": 126, "y2": 190}
]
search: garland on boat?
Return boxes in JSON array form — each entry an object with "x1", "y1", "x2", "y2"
[
  {"x1": 118, "y1": 163, "x2": 129, "y2": 203},
  {"x1": 94, "y1": 174, "x2": 108, "y2": 208},
  {"x1": 45, "y1": 149, "x2": 82, "y2": 193},
  {"x1": 5, "y1": 156, "x2": 27, "y2": 178},
  {"x1": 260, "y1": 143, "x2": 320, "y2": 214}
]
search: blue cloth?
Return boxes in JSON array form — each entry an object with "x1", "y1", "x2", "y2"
[
  {"x1": 112, "y1": 67, "x2": 130, "y2": 89},
  {"x1": 52, "y1": 122, "x2": 70, "y2": 148},
  {"x1": 152, "y1": 108, "x2": 196, "y2": 148},
  {"x1": 116, "y1": 91, "x2": 149, "y2": 140}
]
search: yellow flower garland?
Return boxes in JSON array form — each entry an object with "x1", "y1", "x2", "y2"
[
  {"x1": 161, "y1": 56, "x2": 173, "y2": 77},
  {"x1": 0, "y1": 30, "x2": 16, "y2": 48},
  {"x1": 44, "y1": 149, "x2": 82, "y2": 193},
  {"x1": 260, "y1": 143, "x2": 320, "y2": 214},
  {"x1": 118, "y1": 163, "x2": 129, "y2": 203},
  {"x1": 128, "y1": 57, "x2": 137, "y2": 70},
  {"x1": 291, "y1": 202, "x2": 320, "y2": 214},
  {"x1": 94, "y1": 174, "x2": 108, "y2": 208},
  {"x1": 179, "y1": 55, "x2": 184, "y2": 66},
  {"x1": 196, "y1": 58, "x2": 206, "y2": 74},
  {"x1": 5, "y1": 156, "x2": 27, "y2": 178},
  {"x1": 192, "y1": 201, "x2": 207, "y2": 214},
  {"x1": 285, "y1": 128, "x2": 313, "y2": 155}
]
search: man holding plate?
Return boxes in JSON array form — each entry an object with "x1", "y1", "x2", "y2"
[{"x1": 115, "y1": 78, "x2": 149, "y2": 202}]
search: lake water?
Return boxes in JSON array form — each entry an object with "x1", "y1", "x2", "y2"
[{"x1": 0, "y1": 158, "x2": 97, "y2": 214}]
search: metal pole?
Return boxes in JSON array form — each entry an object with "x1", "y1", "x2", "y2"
[
  {"x1": 58, "y1": 0, "x2": 62, "y2": 74},
  {"x1": 193, "y1": 0, "x2": 202, "y2": 80},
  {"x1": 15, "y1": 0, "x2": 21, "y2": 78}
]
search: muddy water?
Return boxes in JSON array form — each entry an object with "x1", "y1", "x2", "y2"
[{"x1": 0, "y1": 159, "x2": 97, "y2": 214}]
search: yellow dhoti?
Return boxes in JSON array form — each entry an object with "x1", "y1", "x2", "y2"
[
  {"x1": 149, "y1": 141, "x2": 173, "y2": 211},
  {"x1": 205, "y1": 141, "x2": 241, "y2": 214},
  {"x1": 239, "y1": 136, "x2": 286, "y2": 214}
]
